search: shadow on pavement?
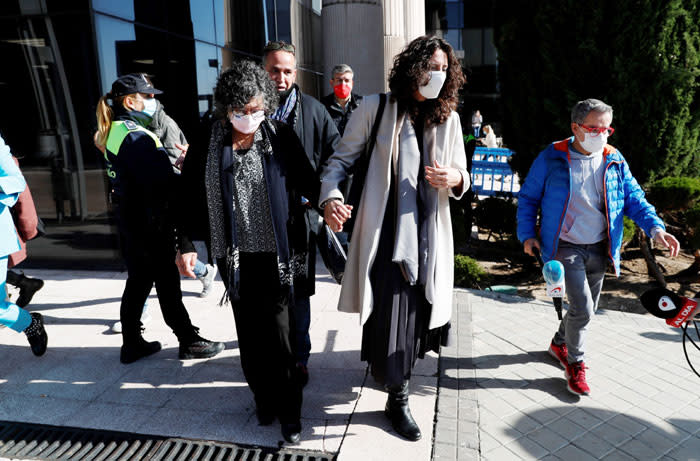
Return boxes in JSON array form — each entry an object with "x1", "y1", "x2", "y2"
[{"x1": 504, "y1": 406, "x2": 699, "y2": 460}]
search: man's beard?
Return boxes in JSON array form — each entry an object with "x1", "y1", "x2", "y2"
[{"x1": 278, "y1": 86, "x2": 293, "y2": 104}]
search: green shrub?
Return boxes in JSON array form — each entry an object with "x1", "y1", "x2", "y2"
[
  {"x1": 622, "y1": 216, "x2": 636, "y2": 244},
  {"x1": 454, "y1": 254, "x2": 489, "y2": 289},
  {"x1": 495, "y1": 1, "x2": 700, "y2": 184},
  {"x1": 685, "y1": 203, "x2": 700, "y2": 248},
  {"x1": 473, "y1": 196, "x2": 517, "y2": 241},
  {"x1": 647, "y1": 177, "x2": 700, "y2": 212}
]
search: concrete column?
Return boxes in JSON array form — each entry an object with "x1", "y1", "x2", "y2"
[
  {"x1": 404, "y1": 0, "x2": 425, "y2": 43},
  {"x1": 322, "y1": 0, "x2": 384, "y2": 95},
  {"x1": 382, "y1": 0, "x2": 405, "y2": 92}
]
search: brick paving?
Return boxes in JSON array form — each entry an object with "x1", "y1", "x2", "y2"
[{"x1": 432, "y1": 289, "x2": 700, "y2": 460}]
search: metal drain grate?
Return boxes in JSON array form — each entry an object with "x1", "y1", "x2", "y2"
[{"x1": 0, "y1": 421, "x2": 334, "y2": 461}]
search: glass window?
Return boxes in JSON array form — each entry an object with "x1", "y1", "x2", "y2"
[
  {"x1": 0, "y1": 13, "x2": 108, "y2": 225},
  {"x1": 445, "y1": 2, "x2": 464, "y2": 29},
  {"x1": 194, "y1": 42, "x2": 220, "y2": 116},
  {"x1": 444, "y1": 29, "x2": 462, "y2": 53},
  {"x1": 483, "y1": 28, "x2": 497, "y2": 66},
  {"x1": 92, "y1": 0, "x2": 134, "y2": 21},
  {"x1": 463, "y1": 28, "x2": 483, "y2": 67},
  {"x1": 190, "y1": 0, "x2": 216, "y2": 43},
  {"x1": 95, "y1": 14, "x2": 136, "y2": 93},
  {"x1": 215, "y1": 0, "x2": 225, "y2": 46}
]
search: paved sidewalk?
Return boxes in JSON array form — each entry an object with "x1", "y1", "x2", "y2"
[
  {"x1": 2, "y1": 268, "x2": 699, "y2": 460},
  {"x1": 0, "y1": 265, "x2": 438, "y2": 460},
  {"x1": 433, "y1": 289, "x2": 700, "y2": 461}
]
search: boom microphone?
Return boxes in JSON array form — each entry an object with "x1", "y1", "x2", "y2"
[{"x1": 640, "y1": 288, "x2": 700, "y2": 327}]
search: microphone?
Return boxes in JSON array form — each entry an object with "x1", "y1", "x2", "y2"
[
  {"x1": 640, "y1": 287, "x2": 700, "y2": 328},
  {"x1": 542, "y1": 260, "x2": 565, "y2": 299},
  {"x1": 533, "y1": 248, "x2": 565, "y2": 320}
]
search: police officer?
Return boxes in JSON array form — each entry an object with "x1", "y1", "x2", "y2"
[{"x1": 95, "y1": 74, "x2": 224, "y2": 364}]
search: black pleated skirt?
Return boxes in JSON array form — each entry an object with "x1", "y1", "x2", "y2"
[{"x1": 360, "y1": 177, "x2": 451, "y2": 387}]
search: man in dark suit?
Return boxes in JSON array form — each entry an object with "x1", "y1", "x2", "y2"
[{"x1": 263, "y1": 41, "x2": 341, "y2": 386}]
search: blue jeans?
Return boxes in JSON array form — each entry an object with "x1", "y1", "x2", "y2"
[
  {"x1": 193, "y1": 259, "x2": 206, "y2": 277},
  {"x1": 293, "y1": 293, "x2": 311, "y2": 365},
  {"x1": 552, "y1": 240, "x2": 607, "y2": 363},
  {"x1": 0, "y1": 256, "x2": 32, "y2": 332}
]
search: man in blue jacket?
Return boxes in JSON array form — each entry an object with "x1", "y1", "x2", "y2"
[
  {"x1": 517, "y1": 99, "x2": 679, "y2": 396},
  {"x1": 0, "y1": 134, "x2": 47, "y2": 356}
]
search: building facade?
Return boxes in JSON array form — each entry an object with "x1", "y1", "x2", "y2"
[{"x1": 1, "y1": 0, "x2": 497, "y2": 266}]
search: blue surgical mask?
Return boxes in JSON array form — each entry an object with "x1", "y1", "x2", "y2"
[{"x1": 142, "y1": 97, "x2": 157, "y2": 117}]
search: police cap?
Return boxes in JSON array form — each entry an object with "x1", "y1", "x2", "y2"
[{"x1": 110, "y1": 73, "x2": 163, "y2": 98}]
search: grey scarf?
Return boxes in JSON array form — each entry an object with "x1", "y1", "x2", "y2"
[{"x1": 392, "y1": 114, "x2": 439, "y2": 304}]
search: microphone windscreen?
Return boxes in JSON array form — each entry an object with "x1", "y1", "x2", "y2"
[
  {"x1": 542, "y1": 260, "x2": 564, "y2": 284},
  {"x1": 640, "y1": 288, "x2": 699, "y2": 327},
  {"x1": 640, "y1": 288, "x2": 686, "y2": 319}
]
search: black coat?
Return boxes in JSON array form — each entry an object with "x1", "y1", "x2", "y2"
[
  {"x1": 178, "y1": 119, "x2": 319, "y2": 297},
  {"x1": 288, "y1": 89, "x2": 341, "y2": 296},
  {"x1": 320, "y1": 92, "x2": 362, "y2": 136}
]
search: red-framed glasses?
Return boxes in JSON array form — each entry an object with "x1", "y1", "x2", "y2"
[{"x1": 577, "y1": 124, "x2": 615, "y2": 137}]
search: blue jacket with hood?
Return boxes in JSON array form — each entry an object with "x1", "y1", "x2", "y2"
[{"x1": 516, "y1": 137, "x2": 664, "y2": 275}]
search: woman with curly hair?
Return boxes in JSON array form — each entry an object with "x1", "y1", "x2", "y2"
[
  {"x1": 320, "y1": 36, "x2": 469, "y2": 441},
  {"x1": 176, "y1": 60, "x2": 317, "y2": 444}
]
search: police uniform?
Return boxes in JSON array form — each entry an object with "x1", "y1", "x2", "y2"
[{"x1": 104, "y1": 74, "x2": 223, "y2": 363}]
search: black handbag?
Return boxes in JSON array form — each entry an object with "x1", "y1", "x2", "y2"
[
  {"x1": 30, "y1": 216, "x2": 46, "y2": 240},
  {"x1": 318, "y1": 224, "x2": 347, "y2": 284}
]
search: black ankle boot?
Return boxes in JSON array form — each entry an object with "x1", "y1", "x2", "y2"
[
  {"x1": 24, "y1": 312, "x2": 48, "y2": 356},
  {"x1": 120, "y1": 337, "x2": 162, "y2": 364},
  {"x1": 10, "y1": 272, "x2": 44, "y2": 308},
  {"x1": 281, "y1": 421, "x2": 301, "y2": 443},
  {"x1": 385, "y1": 381, "x2": 421, "y2": 441}
]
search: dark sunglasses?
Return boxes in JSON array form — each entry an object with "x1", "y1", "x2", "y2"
[{"x1": 263, "y1": 41, "x2": 295, "y2": 55}]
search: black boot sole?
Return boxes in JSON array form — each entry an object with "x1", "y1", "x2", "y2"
[
  {"x1": 281, "y1": 423, "x2": 301, "y2": 443},
  {"x1": 26, "y1": 313, "x2": 48, "y2": 357},
  {"x1": 178, "y1": 341, "x2": 225, "y2": 359}
]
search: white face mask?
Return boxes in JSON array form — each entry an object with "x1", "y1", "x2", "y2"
[
  {"x1": 579, "y1": 132, "x2": 608, "y2": 153},
  {"x1": 141, "y1": 97, "x2": 157, "y2": 117},
  {"x1": 230, "y1": 110, "x2": 265, "y2": 134},
  {"x1": 418, "y1": 71, "x2": 447, "y2": 99}
]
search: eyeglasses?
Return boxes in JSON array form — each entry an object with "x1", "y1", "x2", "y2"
[
  {"x1": 577, "y1": 124, "x2": 615, "y2": 137},
  {"x1": 263, "y1": 41, "x2": 295, "y2": 56}
]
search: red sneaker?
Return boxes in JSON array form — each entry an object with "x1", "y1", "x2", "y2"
[
  {"x1": 548, "y1": 341, "x2": 568, "y2": 369},
  {"x1": 565, "y1": 361, "x2": 590, "y2": 396}
]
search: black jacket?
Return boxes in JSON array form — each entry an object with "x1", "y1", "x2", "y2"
[
  {"x1": 178, "y1": 119, "x2": 319, "y2": 297},
  {"x1": 293, "y1": 89, "x2": 341, "y2": 173},
  {"x1": 106, "y1": 108, "x2": 176, "y2": 244},
  {"x1": 320, "y1": 92, "x2": 362, "y2": 136},
  {"x1": 284, "y1": 88, "x2": 340, "y2": 296}
]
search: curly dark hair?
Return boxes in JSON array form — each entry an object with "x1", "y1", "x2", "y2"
[
  {"x1": 388, "y1": 35, "x2": 465, "y2": 126},
  {"x1": 214, "y1": 59, "x2": 279, "y2": 118}
]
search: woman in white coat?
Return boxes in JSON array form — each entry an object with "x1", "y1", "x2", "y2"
[{"x1": 320, "y1": 36, "x2": 468, "y2": 441}]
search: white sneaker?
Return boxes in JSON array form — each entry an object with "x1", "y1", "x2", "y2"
[
  {"x1": 111, "y1": 303, "x2": 151, "y2": 333},
  {"x1": 199, "y1": 264, "x2": 217, "y2": 298}
]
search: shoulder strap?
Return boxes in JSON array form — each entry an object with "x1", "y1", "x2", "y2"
[
  {"x1": 364, "y1": 93, "x2": 387, "y2": 159},
  {"x1": 106, "y1": 121, "x2": 163, "y2": 155}
]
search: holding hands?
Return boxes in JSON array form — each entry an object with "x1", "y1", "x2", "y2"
[{"x1": 324, "y1": 200, "x2": 353, "y2": 232}]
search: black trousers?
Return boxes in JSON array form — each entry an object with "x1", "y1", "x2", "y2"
[
  {"x1": 118, "y1": 223, "x2": 195, "y2": 344},
  {"x1": 219, "y1": 252, "x2": 302, "y2": 424}
]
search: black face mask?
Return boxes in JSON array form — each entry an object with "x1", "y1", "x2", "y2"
[{"x1": 278, "y1": 87, "x2": 293, "y2": 103}]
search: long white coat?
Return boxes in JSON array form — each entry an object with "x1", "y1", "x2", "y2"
[{"x1": 319, "y1": 93, "x2": 469, "y2": 329}]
